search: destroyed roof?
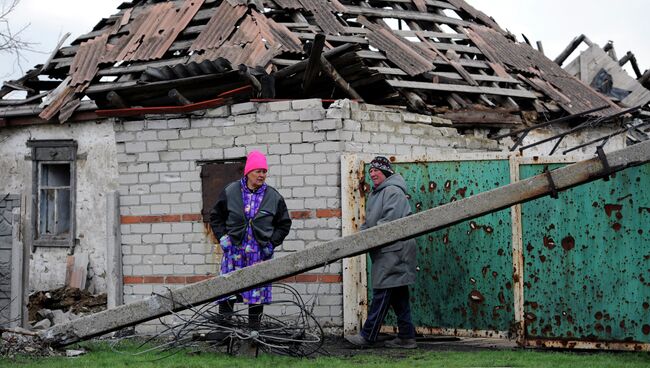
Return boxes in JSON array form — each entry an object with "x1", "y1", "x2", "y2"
[
  {"x1": 0, "y1": 0, "x2": 624, "y2": 127},
  {"x1": 559, "y1": 36, "x2": 650, "y2": 110}
]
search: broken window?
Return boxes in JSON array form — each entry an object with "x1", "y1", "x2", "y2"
[
  {"x1": 27, "y1": 140, "x2": 78, "y2": 248},
  {"x1": 199, "y1": 159, "x2": 245, "y2": 223}
]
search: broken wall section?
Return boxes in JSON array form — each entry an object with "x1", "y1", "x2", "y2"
[{"x1": 0, "y1": 123, "x2": 120, "y2": 294}]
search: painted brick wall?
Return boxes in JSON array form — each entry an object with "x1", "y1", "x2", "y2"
[{"x1": 114, "y1": 99, "x2": 503, "y2": 333}]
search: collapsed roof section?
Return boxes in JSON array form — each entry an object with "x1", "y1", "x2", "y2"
[
  {"x1": 0, "y1": 0, "x2": 625, "y2": 128},
  {"x1": 559, "y1": 35, "x2": 650, "y2": 110}
]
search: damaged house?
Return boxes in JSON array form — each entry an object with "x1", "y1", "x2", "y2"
[{"x1": 1, "y1": 0, "x2": 648, "y2": 350}]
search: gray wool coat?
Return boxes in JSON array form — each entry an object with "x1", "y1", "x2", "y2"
[{"x1": 362, "y1": 173, "x2": 417, "y2": 289}]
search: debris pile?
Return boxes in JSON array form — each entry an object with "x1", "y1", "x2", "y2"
[
  {"x1": 0, "y1": 328, "x2": 56, "y2": 358},
  {"x1": 28, "y1": 286, "x2": 107, "y2": 330}
]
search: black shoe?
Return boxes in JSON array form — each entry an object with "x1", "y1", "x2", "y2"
[
  {"x1": 385, "y1": 337, "x2": 417, "y2": 349},
  {"x1": 345, "y1": 334, "x2": 375, "y2": 347}
]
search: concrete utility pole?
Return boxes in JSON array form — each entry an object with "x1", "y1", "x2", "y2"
[{"x1": 42, "y1": 140, "x2": 650, "y2": 346}]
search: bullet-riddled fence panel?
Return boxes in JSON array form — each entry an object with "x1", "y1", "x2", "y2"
[
  {"x1": 363, "y1": 158, "x2": 515, "y2": 335},
  {"x1": 519, "y1": 161, "x2": 650, "y2": 345},
  {"x1": 344, "y1": 154, "x2": 650, "y2": 349}
]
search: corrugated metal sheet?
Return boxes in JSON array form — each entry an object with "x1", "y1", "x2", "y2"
[
  {"x1": 116, "y1": 0, "x2": 204, "y2": 62},
  {"x1": 142, "y1": 59, "x2": 233, "y2": 82},
  {"x1": 467, "y1": 25, "x2": 620, "y2": 116},
  {"x1": 360, "y1": 17, "x2": 434, "y2": 76},
  {"x1": 69, "y1": 33, "x2": 109, "y2": 86},
  {"x1": 253, "y1": 10, "x2": 303, "y2": 54},
  {"x1": 520, "y1": 162, "x2": 650, "y2": 344},
  {"x1": 192, "y1": 9, "x2": 301, "y2": 68},
  {"x1": 190, "y1": 1, "x2": 248, "y2": 52},
  {"x1": 298, "y1": 0, "x2": 346, "y2": 35}
]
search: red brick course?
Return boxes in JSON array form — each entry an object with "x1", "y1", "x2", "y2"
[{"x1": 124, "y1": 273, "x2": 342, "y2": 284}]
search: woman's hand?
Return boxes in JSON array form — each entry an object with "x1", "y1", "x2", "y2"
[
  {"x1": 219, "y1": 234, "x2": 233, "y2": 252},
  {"x1": 261, "y1": 242, "x2": 274, "y2": 260}
]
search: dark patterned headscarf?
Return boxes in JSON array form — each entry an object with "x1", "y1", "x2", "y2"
[{"x1": 370, "y1": 156, "x2": 394, "y2": 177}]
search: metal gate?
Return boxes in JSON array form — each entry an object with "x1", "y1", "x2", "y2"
[
  {"x1": 517, "y1": 157, "x2": 650, "y2": 350},
  {"x1": 342, "y1": 154, "x2": 650, "y2": 350}
]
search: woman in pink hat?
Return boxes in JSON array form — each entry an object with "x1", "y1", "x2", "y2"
[{"x1": 209, "y1": 150, "x2": 291, "y2": 329}]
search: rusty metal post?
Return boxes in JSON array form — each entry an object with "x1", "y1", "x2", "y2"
[{"x1": 509, "y1": 155, "x2": 525, "y2": 344}]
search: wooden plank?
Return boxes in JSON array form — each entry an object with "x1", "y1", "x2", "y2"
[
  {"x1": 369, "y1": 67, "x2": 520, "y2": 84},
  {"x1": 343, "y1": 5, "x2": 472, "y2": 27},
  {"x1": 273, "y1": 43, "x2": 358, "y2": 79},
  {"x1": 367, "y1": 0, "x2": 458, "y2": 10},
  {"x1": 292, "y1": 32, "x2": 481, "y2": 55},
  {"x1": 386, "y1": 79, "x2": 537, "y2": 98},
  {"x1": 41, "y1": 140, "x2": 650, "y2": 346},
  {"x1": 302, "y1": 34, "x2": 326, "y2": 92},
  {"x1": 68, "y1": 253, "x2": 89, "y2": 290},
  {"x1": 554, "y1": 34, "x2": 592, "y2": 66},
  {"x1": 319, "y1": 55, "x2": 364, "y2": 100},
  {"x1": 65, "y1": 256, "x2": 74, "y2": 286},
  {"x1": 335, "y1": 26, "x2": 470, "y2": 40},
  {"x1": 356, "y1": 50, "x2": 491, "y2": 69}
]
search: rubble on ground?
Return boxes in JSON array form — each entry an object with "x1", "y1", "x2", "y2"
[
  {"x1": 0, "y1": 328, "x2": 57, "y2": 358},
  {"x1": 28, "y1": 286, "x2": 107, "y2": 328}
]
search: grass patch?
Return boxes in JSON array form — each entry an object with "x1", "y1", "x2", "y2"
[{"x1": 5, "y1": 341, "x2": 650, "y2": 368}]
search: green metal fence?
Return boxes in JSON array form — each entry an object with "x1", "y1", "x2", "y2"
[
  {"x1": 361, "y1": 158, "x2": 650, "y2": 347},
  {"x1": 520, "y1": 162, "x2": 650, "y2": 343},
  {"x1": 364, "y1": 159, "x2": 515, "y2": 334}
]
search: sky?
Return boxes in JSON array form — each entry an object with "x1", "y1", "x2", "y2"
[{"x1": 0, "y1": 0, "x2": 648, "y2": 81}]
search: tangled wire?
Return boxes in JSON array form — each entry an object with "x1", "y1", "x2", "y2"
[{"x1": 109, "y1": 283, "x2": 325, "y2": 358}]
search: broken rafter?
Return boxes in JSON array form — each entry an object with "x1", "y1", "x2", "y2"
[
  {"x1": 385, "y1": 80, "x2": 536, "y2": 99},
  {"x1": 319, "y1": 54, "x2": 364, "y2": 101},
  {"x1": 618, "y1": 52, "x2": 643, "y2": 79},
  {"x1": 493, "y1": 105, "x2": 610, "y2": 140},
  {"x1": 168, "y1": 89, "x2": 193, "y2": 106},
  {"x1": 274, "y1": 43, "x2": 357, "y2": 79},
  {"x1": 518, "y1": 106, "x2": 642, "y2": 154},
  {"x1": 41, "y1": 140, "x2": 650, "y2": 346},
  {"x1": 302, "y1": 34, "x2": 327, "y2": 93},
  {"x1": 554, "y1": 34, "x2": 593, "y2": 66}
]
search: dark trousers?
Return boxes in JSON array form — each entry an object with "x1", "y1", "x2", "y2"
[
  {"x1": 218, "y1": 298, "x2": 264, "y2": 330},
  {"x1": 360, "y1": 285, "x2": 415, "y2": 342}
]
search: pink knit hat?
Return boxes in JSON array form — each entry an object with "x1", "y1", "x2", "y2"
[{"x1": 244, "y1": 150, "x2": 268, "y2": 176}]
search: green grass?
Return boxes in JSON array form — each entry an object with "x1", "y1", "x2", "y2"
[{"x1": 5, "y1": 341, "x2": 650, "y2": 368}]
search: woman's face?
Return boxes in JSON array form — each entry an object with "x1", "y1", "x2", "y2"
[
  {"x1": 369, "y1": 167, "x2": 386, "y2": 187},
  {"x1": 246, "y1": 169, "x2": 267, "y2": 189}
]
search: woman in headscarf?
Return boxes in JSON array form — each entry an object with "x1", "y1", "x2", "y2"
[
  {"x1": 345, "y1": 156, "x2": 418, "y2": 349},
  {"x1": 209, "y1": 150, "x2": 292, "y2": 328}
]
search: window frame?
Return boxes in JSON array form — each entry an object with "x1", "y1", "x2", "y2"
[
  {"x1": 27, "y1": 140, "x2": 78, "y2": 249},
  {"x1": 199, "y1": 159, "x2": 245, "y2": 223}
]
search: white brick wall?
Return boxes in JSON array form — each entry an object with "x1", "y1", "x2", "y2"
[{"x1": 115, "y1": 98, "x2": 504, "y2": 330}]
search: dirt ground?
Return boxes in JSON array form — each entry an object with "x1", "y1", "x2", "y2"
[{"x1": 319, "y1": 335, "x2": 518, "y2": 358}]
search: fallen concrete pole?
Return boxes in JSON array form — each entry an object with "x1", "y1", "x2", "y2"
[{"x1": 42, "y1": 140, "x2": 650, "y2": 346}]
